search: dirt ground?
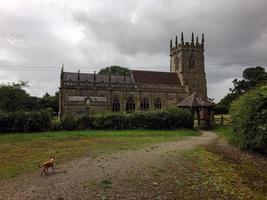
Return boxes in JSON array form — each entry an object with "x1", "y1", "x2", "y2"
[{"x1": 0, "y1": 131, "x2": 266, "y2": 200}]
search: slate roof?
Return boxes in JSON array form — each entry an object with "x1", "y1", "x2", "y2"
[
  {"x1": 63, "y1": 72, "x2": 133, "y2": 83},
  {"x1": 131, "y1": 70, "x2": 182, "y2": 85},
  {"x1": 177, "y1": 92, "x2": 215, "y2": 107},
  {"x1": 62, "y1": 70, "x2": 182, "y2": 85}
]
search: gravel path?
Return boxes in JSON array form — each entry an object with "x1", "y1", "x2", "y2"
[{"x1": 0, "y1": 131, "x2": 217, "y2": 200}]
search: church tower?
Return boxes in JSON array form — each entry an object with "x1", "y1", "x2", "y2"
[{"x1": 170, "y1": 32, "x2": 207, "y2": 97}]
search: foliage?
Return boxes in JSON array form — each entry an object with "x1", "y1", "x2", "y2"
[
  {"x1": 37, "y1": 92, "x2": 59, "y2": 115},
  {"x1": 80, "y1": 107, "x2": 193, "y2": 130},
  {"x1": 61, "y1": 114, "x2": 78, "y2": 131},
  {"x1": 0, "y1": 81, "x2": 38, "y2": 112},
  {"x1": 98, "y1": 65, "x2": 131, "y2": 76},
  {"x1": 0, "y1": 81, "x2": 59, "y2": 115},
  {"x1": 213, "y1": 104, "x2": 229, "y2": 114},
  {"x1": 230, "y1": 85, "x2": 267, "y2": 153},
  {"x1": 218, "y1": 66, "x2": 267, "y2": 110},
  {"x1": 0, "y1": 109, "x2": 53, "y2": 133}
]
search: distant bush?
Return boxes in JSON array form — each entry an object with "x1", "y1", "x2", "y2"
[
  {"x1": 0, "y1": 107, "x2": 194, "y2": 133},
  {"x1": 0, "y1": 109, "x2": 53, "y2": 133},
  {"x1": 231, "y1": 85, "x2": 267, "y2": 153},
  {"x1": 61, "y1": 114, "x2": 78, "y2": 131},
  {"x1": 84, "y1": 107, "x2": 193, "y2": 130},
  {"x1": 213, "y1": 104, "x2": 229, "y2": 114}
]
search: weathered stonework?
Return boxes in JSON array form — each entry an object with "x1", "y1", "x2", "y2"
[{"x1": 59, "y1": 33, "x2": 208, "y2": 117}]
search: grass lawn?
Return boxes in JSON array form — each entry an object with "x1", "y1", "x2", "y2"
[{"x1": 0, "y1": 129, "x2": 199, "y2": 179}]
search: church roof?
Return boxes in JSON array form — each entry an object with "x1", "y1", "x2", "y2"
[
  {"x1": 63, "y1": 72, "x2": 133, "y2": 83},
  {"x1": 62, "y1": 70, "x2": 183, "y2": 86},
  {"x1": 131, "y1": 70, "x2": 182, "y2": 85},
  {"x1": 177, "y1": 92, "x2": 215, "y2": 107}
]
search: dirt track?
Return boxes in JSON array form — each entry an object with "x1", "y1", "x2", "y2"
[{"x1": 0, "y1": 131, "x2": 217, "y2": 200}]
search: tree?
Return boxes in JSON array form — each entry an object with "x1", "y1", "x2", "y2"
[
  {"x1": 37, "y1": 92, "x2": 59, "y2": 115},
  {"x1": 0, "y1": 81, "x2": 38, "y2": 112},
  {"x1": 218, "y1": 66, "x2": 267, "y2": 110},
  {"x1": 98, "y1": 65, "x2": 130, "y2": 76},
  {"x1": 229, "y1": 66, "x2": 267, "y2": 96}
]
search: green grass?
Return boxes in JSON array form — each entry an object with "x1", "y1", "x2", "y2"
[
  {"x1": 0, "y1": 129, "x2": 199, "y2": 179},
  {"x1": 213, "y1": 125, "x2": 239, "y2": 145},
  {"x1": 182, "y1": 147, "x2": 257, "y2": 199}
]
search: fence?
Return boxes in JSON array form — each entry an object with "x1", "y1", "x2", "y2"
[{"x1": 212, "y1": 115, "x2": 232, "y2": 126}]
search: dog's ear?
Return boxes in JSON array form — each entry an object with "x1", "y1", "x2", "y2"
[
  {"x1": 50, "y1": 156, "x2": 52, "y2": 159},
  {"x1": 53, "y1": 156, "x2": 55, "y2": 159}
]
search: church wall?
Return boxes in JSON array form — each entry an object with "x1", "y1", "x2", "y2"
[{"x1": 59, "y1": 85, "x2": 187, "y2": 118}]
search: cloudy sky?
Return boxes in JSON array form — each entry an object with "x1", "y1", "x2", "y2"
[{"x1": 0, "y1": 0, "x2": 267, "y2": 102}]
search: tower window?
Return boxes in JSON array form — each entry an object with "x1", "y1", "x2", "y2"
[
  {"x1": 126, "y1": 96, "x2": 135, "y2": 112},
  {"x1": 112, "y1": 96, "x2": 120, "y2": 112},
  {"x1": 175, "y1": 58, "x2": 179, "y2": 71},
  {"x1": 189, "y1": 55, "x2": 195, "y2": 69},
  {"x1": 154, "y1": 97, "x2": 161, "y2": 109},
  {"x1": 140, "y1": 97, "x2": 149, "y2": 111}
]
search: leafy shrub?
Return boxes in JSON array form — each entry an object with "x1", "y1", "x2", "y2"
[
  {"x1": 213, "y1": 104, "x2": 229, "y2": 114},
  {"x1": 0, "y1": 109, "x2": 52, "y2": 133},
  {"x1": 61, "y1": 114, "x2": 78, "y2": 131},
  {"x1": 77, "y1": 114, "x2": 93, "y2": 130},
  {"x1": 81, "y1": 107, "x2": 193, "y2": 130},
  {"x1": 51, "y1": 117, "x2": 62, "y2": 131},
  {"x1": 230, "y1": 85, "x2": 267, "y2": 153}
]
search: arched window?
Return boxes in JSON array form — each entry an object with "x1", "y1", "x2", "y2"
[
  {"x1": 126, "y1": 96, "x2": 135, "y2": 112},
  {"x1": 189, "y1": 55, "x2": 195, "y2": 69},
  {"x1": 140, "y1": 97, "x2": 149, "y2": 111},
  {"x1": 175, "y1": 57, "x2": 179, "y2": 71},
  {"x1": 112, "y1": 96, "x2": 120, "y2": 112},
  {"x1": 154, "y1": 97, "x2": 161, "y2": 109}
]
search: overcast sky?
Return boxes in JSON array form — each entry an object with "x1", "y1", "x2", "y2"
[{"x1": 0, "y1": 0, "x2": 267, "y2": 102}]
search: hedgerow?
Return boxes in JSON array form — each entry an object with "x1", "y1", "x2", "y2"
[{"x1": 230, "y1": 85, "x2": 267, "y2": 153}]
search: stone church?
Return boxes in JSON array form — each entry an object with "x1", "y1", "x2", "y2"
[{"x1": 59, "y1": 32, "x2": 207, "y2": 118}]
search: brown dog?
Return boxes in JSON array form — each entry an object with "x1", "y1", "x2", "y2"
[{"x1": 39, "y1": 156, "x2": 55, "y2": 175}]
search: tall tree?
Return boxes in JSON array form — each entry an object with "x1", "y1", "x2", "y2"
[
  {"x1": 218, "y1": 66, "x2": 267, "y2": 108},
  {"x1": 0, "y1": 81, "x2": 38, "y2": 112},
  {"x1": 98, "y1": 65, "x2": 130, "y2": 76},
  {"x1": 37, "y1": 92, "x2": 59, "y2": 115}
]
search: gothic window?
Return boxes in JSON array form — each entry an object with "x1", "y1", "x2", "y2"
[
  {"x1": 175, "y1": 57, "x2": 179, "y2": 70},
  {"x1": 140, "y1": 97, "x2": 149, "y2": 111},
  {"x1": 126, "y1": 96, "x2": 135, "y2": 112},
  {"x1": 189, "y1": 55, "x2": 195, "y2": 69},
  {"x1": 112, "y1": 96, "x2": 120, "y2": 112},
  {"x1": 154, "y1": 97, "x2": 161, "y2": 109}
]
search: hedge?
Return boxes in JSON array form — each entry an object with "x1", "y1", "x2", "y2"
[
  {"x1": 230, "y1": 85, "x2": 267, "y2": 153},
  {"x1": 60, "y1": 107, "x2": 194, "y2": 131},
  {"x1": 0, "y1": 109, "x2": 53, "y2": 133},
  {"x1": 0, "y1": 107, "x2": 194, "y2": 133}
]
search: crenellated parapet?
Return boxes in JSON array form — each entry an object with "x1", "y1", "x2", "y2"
[{"x1": 170, "y1": 32, "x2": 204, "y2": 56}]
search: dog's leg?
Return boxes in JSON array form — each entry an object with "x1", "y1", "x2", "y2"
[
  {"x1": 41, "y1": 167, "x2": 45, "y2": 176},
  {"x1": 52, "y1": 165, "x2": 55, "y2": 173}
]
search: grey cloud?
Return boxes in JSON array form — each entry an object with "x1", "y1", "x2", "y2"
[{"x1": 0, "y1": 0, "x2": 267, "y2": 101}]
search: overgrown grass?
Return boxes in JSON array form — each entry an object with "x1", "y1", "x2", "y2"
[
  {"x1": 182, "y1": 147, "x2": 264, "y2": 199},
  {"x1": 0, "y1": 129, "x2": 199, "y2": 179},
  {"x1": 213, "y1": 125, "x2": 239, "y2": 146}
]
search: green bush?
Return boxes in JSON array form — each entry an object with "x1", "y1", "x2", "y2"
[
  {"x1": 77, "y1": 114, "x2": 93, "y2": 130},
  {"x1": 230, "y1": 85, "x2": 267, "y2": 153},
  {"x1": 61, "y1": 114, "x2": 78, "y2": 131},
  {"x1": 51, "y1": 117, "x2": 62, "y2": 131},
  {"x1": 213, "y1": 104, "x2": 229, "y2": 114},
  {"x1": 0, "y1": 109, "x2": 52, "y2": 133},
  {"x1": 77, "y1": 108, "x2": 193, "y2": 130}
]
